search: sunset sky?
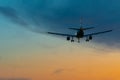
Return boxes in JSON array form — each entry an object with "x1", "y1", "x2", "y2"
[{"x1": 0, "y1": 0, "x2": 120, "y2": 80}]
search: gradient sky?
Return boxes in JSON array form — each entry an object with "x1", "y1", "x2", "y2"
[{"x1": 0, "y1": 0, "x2": 120, "y2": 80}]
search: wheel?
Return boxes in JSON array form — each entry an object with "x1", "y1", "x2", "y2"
[
  {"x1": 86, "y1": 39, "x2": 89, "y2": 42},
  {"x1": 71, "y1": 40, "x2": 74, "y2": 42}
]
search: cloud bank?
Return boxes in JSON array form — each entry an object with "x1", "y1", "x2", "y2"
[{"x1": 0, "y1": 6, "x2": 28, "y2": 26}]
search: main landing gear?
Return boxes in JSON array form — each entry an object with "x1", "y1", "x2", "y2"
[
  {"x1": 78, "y1": 38, "x2": 80, "y2": 43},
  {"x1": 66, "y1": 37, "x2": 80, "y2": 43},
  {"x1": 86, "y1": 39, "x2": 89, "y2": 42},
  {"x1": 86, "y1": 35, "x2": 92, "y2": 42},
  {"x1": 66, "y1": 36, "x2": 74, "y2": 42},
  {"x1": 71, "y1": 37, "x2": 74, "y2": 42}
]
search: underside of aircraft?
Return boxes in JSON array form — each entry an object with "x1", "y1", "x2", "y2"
[{"x1": 47, "y1": 19, "x2": 112, "y2": 43}]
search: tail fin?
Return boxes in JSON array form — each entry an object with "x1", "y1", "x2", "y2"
[{"x1": 69, "y1": 17, "x2": 94, "y2": 30}]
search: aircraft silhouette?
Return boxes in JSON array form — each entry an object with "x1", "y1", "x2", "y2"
[{"x1": 47, "y1": 19, "x2": 112, "y2": 43}]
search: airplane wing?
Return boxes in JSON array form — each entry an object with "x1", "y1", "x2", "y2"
[
  {"x1": 47, "y1": 32, "x2": 76, "y2": 37},
  {"x1": 84, "y1": 30, "x2": 112, "y2": 37}
]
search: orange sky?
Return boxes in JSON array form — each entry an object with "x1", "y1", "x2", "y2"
[{"x1": 0, "y1": 41, "x2": 120, "y2": 80}]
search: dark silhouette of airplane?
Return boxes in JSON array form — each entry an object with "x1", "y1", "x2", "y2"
[{"x1": 47, "y1": 19, "x2": 112, "y2": 43}]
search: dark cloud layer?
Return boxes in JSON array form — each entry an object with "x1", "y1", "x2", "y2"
[{"x1": 0, "y1": 6, "x2": 28, "y2": 26}]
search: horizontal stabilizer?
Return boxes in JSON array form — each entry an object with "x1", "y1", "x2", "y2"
[
  {"x1": 83, "y1": 27, "x2": 94, "y2": 30},
  {"x1": 68, "y1": 28, "x2": 80, "y2": 30},
  {"x1": 68, "y1": 27, "x2": 94, "y2": 30}
]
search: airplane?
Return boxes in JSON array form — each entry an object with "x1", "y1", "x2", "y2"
[{"x1": 47, "y1": 20, "x2": 112, "y2": 43}]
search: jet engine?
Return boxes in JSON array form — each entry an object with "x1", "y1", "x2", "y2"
[
  {"x1": 89, "y1": 35, "x2": 92, "y2": 40},
  {"x1": 67, "y1": 36, "x2": 70, "y2": 41}
]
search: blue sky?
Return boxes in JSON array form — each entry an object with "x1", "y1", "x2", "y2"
[{"x1": 0, "y1": 0, "x2": 120, "y2": 48}]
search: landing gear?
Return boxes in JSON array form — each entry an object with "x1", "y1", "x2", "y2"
[
  {"x1": 71, "y1": 40, "x2": 74, "y2": 42},
  {"x1": 78, "y1": 38, "x2": 80, "y2": 43},
  {"x1": 71, "y1": 37, "x2": 74, "y2": 42},
  {"x1": 86, "y1": 39, "x2": 89, "y2": 42},
  {"x1": 86, "y1": 36, "x2": 93, "y2": 42},
  {"x1": 86, "y1": 37, "x2": 89, "y2": 42}
]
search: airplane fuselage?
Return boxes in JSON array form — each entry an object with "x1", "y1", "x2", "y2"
[{"x1": 76, "y1": 28, "x2": 84, "y2": 38}]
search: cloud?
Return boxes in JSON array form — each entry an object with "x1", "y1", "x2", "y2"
[
  {"x1": 53, "y1": 69, "x2": 64, "y2": 74},
  {"x1": 53, "y1": 68, "x2": 74, "y2": 74},
  {"x1": 0, "y1": 6, "x2": 41, "y2": 34},
  {"x1": 0, "y1": 6, "x2": 28, "y2": 26}
]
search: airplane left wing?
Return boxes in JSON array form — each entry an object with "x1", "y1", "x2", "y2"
[
  {"x1": 48, "y1": 32, "x2": 76, "y2": 37},
  {"x1": 84, "y1": 30, "x2": 112, "y2": 37}
]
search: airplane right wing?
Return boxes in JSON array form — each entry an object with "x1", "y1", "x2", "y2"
[
  {"x1": 84, "y1": 30, "x2": 112, "y2": 37},
  {"x1": 47, "y1": 32, "x2": 76, "y2": 37}
]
